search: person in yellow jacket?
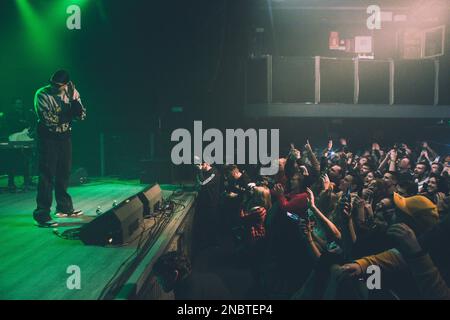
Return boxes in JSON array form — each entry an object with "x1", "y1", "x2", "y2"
[{"x1": 341, "y1": 193, "x2": 450, "y2": 299}]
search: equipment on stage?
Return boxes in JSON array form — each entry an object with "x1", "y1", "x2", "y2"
[
  {"x1": 80, "y1": 195, "x2": 145, "y2": 246},
  {"x1": 0, "y1": 140, "x2": 36, "y2": 192},
  {"x1": 0, "y1": 141, "x2": 35, "y2": 150},
  {"x1": 8, "y1": 128, "x2": 34, "y2": 142},
  {"x1": 137, "y1": 184, "x2": 163, "y2": 217},
  {"x1": 79, "y1": 184, "x2": 164, "y2": 246},
  {"x1": 69, "y1": 167, "x2": 88, "y2": 186}
]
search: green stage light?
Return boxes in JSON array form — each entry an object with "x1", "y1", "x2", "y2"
[
  {"x1": 15, "y1": 0, "x2": 53, "y2": 62},
  {"x1": 16, "y1": 0, "x2": 41, "y2": 34}
]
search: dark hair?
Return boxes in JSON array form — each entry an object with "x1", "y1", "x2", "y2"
[
  {"x1": 416, "y1": 161, "x2": 431, "y2": 174},
  {"x1": 285, "y1": 156, "x2": 306, "y2": 179},
  {"x1": 224, "y1": 164, "x2": 239, "y2": 176},
  {"x1": 50, "y1": 69, "x2": 70, "y2": 85},
  {"x1": 152, "y1": 251, "x2": 191, "y2": 279},
  {"x1": 365, "y1": 171, "x2": 375, "y2": 178},
  {"x1": 373, "y1": 170, "x2": 384, "y2": 179},
  {"x1": 348, "y1": 173, "x2": 364, "y2": 193},
  {"x1": 329, "y1": 164, "x2": 343, "y2": 178},
  {"x1": 431, "y1": 162, "x2": 444, "y2": 173},
  {"x1": 397, "y1": 178, "x2": 419, "y2": 196},
  {"x1": 362, "y1": 162, "x2": 374, "y2": 171},
  {"x1": 370, "y1": 178, "x2": 389, "y2": 202},
  {"x1": 286, "y1": 170, "x2": 305, "y2": 193},
  {"x1": 386, "y1": 171, "x2": 399, "y2": 183},
  {"x1": 429, "y1": 174, "x2": 449, "y2": 194}
]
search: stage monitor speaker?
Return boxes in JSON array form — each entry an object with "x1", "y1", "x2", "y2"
[
  {"x1": 395, "y1": 59, "x2": 435, "y2": 105},
  {"x1": 69, "y1": 167, "x2": 88, "y2": 186},
  {"x1": 80, "y1": 195, "x2": 144, "y2": 246},
  {"x1": 138, "y1": 184, "x2": 163, "y2": 217},
  {"x1": 272, "y1": 56, "x2": 315, "y2": 103},
  {"x1": 320, "y1": 58, "x2": 354, "y2": 103},
  {"x1": 439, "y1": 59, "x2": 450, "y2": 105},
  {"x1": 358, "y1": 60, "x2": 390, "y2": 104}
]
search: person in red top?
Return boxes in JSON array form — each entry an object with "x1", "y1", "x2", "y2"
[
  {"x1": 272, "y1": 172, "x2": 309, "y2": 218},
  {"x1": 263, "y1": 172, "x2": 313, "y2": 297},
  {"x1": 236, "y1": 186, "x2": 272, "y2": 276},
  {"x1": 239, "y1": 186, "x2": 271, "y2": 244}
]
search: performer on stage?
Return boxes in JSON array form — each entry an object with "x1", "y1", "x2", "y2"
[{"x1": 32, "y1": 70, "x2": 86, "y2": 227}]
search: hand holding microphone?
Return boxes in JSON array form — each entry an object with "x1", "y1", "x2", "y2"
[{"x1": 67, "y1": 81, "x2": 79, "y2": 102}]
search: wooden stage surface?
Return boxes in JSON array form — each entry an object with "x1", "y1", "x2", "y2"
[{"x1": 0, "y1": 178, "x2": 195, "y2": 300}]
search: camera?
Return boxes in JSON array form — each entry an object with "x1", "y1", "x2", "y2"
[
  {"x1": 256, "y1": 176, "x2": 276, "y2": 189},
  {"x1": 393, "y1": 143, "x2": 407, "y2": 158}
]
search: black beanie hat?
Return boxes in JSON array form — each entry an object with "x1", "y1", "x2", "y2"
[{"x1": 50, "y1": 69, "x2": 70, "y2": 85}]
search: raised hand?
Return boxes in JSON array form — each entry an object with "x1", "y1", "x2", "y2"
[
  {"x1": 340, "y1": 263, "x2": 363, "y2": 278},
  {"x1": 67, "y1": 81, "x2": 79, "y2": 101},
  {"x1": 306, "y1": 187, "x2": 315, "y2": 208},
  {"x1": 372, "y1": 142, "x2": 380, "y2": 151},
  {"x1": 389, "y1": 149, "x2": 398, "y2": 161},
  {"x1": 346, "y1": 152, "x2": 353, "y2": 165},
  {"x1": 305, "y1": 139, "x2": 313, "y2": 152},
  {"x1": 299, "y1": 165, "x2": 309, "y2": 176},
  {"x1": 387, "y1": 223, "x2": 422, "y2": 256},
  {"x1": 272, "y1": 183, "x2": 285, "y2": 196},
  {"x1": 299, "y1": 219, "x2": 314, "y2": 240},
  {"x1": 339, "y1": 197, "x2": 352, "y2": 220},
  {"x1": 321, "y1": 173, "x2": 331, "y2": 191},
  {"x1": 352, "y1": 195, "x2": 365, "y2": 209}
]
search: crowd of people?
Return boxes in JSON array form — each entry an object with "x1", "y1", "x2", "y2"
[{"x1": 153, "y1": 138, "x2": 450, "y2": 300}]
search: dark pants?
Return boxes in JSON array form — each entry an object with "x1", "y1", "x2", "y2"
[{"x1": 33, "y1": 131, "x2": 73, "y2": 220}]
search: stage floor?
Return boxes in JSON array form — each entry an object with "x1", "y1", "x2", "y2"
[{"x1": 0, "y1": 177, "x2": 190, "y2": 300}]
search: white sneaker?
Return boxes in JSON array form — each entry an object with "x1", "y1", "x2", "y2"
[{"x1": 55, "y1": 209, "x2": 84, "y2": 218}]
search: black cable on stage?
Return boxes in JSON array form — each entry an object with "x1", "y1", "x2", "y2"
[
  {"x1": 98, "y1": 216, "x2": 166, "y2": 299},
  {"x1": 100, "y1": 216, "x2": 172, "y2": 299},
  {"x1": 97, "y1": 203, "x2": 177, "y2": 300},
  {"x1": 51, "y1": 190, "x2": 188, "y2": 299}
]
